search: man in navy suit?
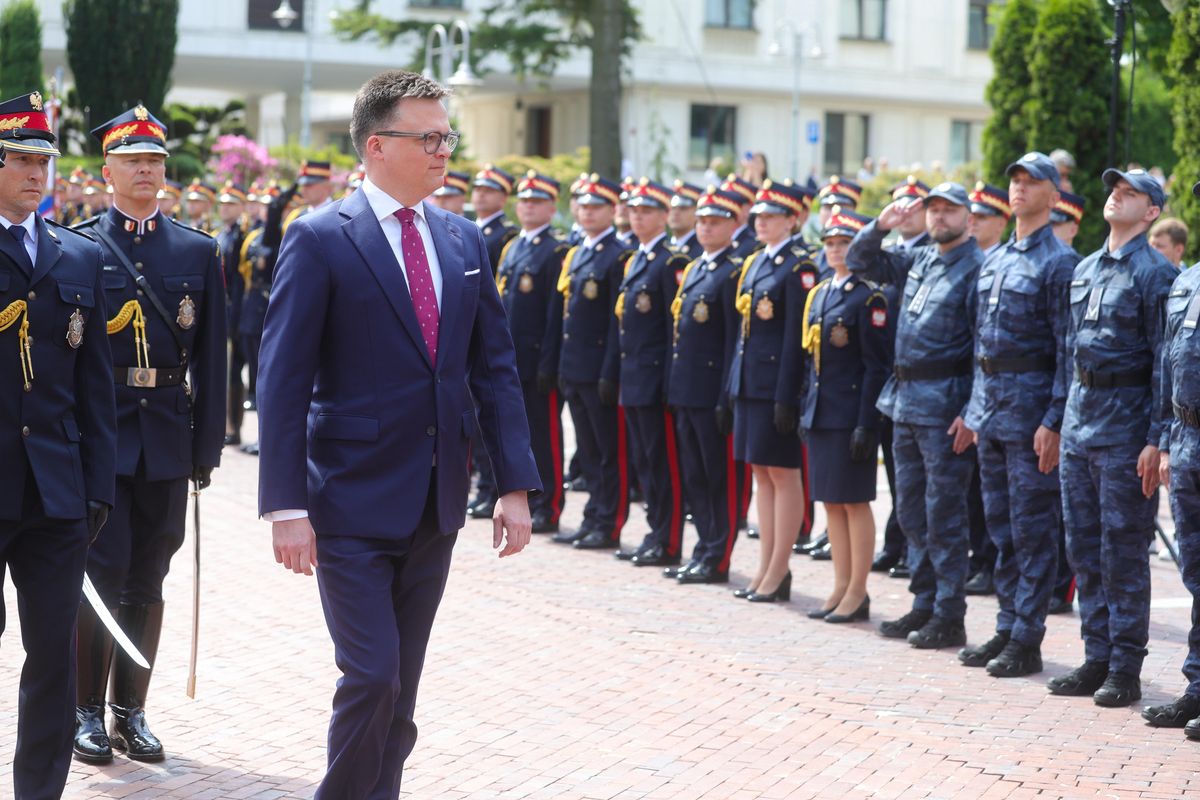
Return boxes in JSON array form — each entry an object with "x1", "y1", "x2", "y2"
[{"x1": 258, "y1": 70, "x2": 540, "y2": 799}]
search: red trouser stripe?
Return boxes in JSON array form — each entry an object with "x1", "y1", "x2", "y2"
[
  {"x1": 800, "y1": 442, "x2": 812, "y2": 535},
  {"x1": 1064, "y1": 576, "x2": 1077, "y2": 603},
  {"x1": 662, "y1": 408, "x2": 683, "y2": 556},
  {"x1": 547, "y1": 389, "x2": 564, "y2": 522},
  {"x1": 719, "y1": 434, "x2": 740, "y2": 573},
  {"x1": 611, "y1": 406, "x2": 629, "y2": 542}
]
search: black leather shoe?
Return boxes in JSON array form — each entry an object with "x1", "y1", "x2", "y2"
[
  {"x1": 810, "y1": 542, "x2": 832, "y2": 561},
  {"x1": 664, "y1": 561, "x2": 697, "y2": 579},
  {"x1": 573, "y1": 530, "x2": 618, "y2": 550},
  {"x1": 1094, "y1": 672, "x2": 1141, "y2": 707},
  {"x1": 240, "y1": 441, "x2": 260, "y2": 456},
  {"x1": 1185, "y1": 716, "x2": 1200, "y2": 741},
  {"x1": 888, "y1": 561, "x2": 911, "y2": 579},
  {"x1": 243, "y1": 394, "x2": 257, "y2": 411},
  {"x1": 614, "y1": 548, "x2": 641, "y2": 561},
  {"x1": 733, "y1": 584, "x2": 756, "y2": 599},
  {"x1": 807, "y1": 606, "x2": 834, "y2": 619},
  {"x1": 798, "y1": 532, "x2": 828, "y2": 554},
  {"x1": 826, "y1": 596, "x2": 870, "y2": 624},
  {"x1": 531, "y1": 513, "x2": 558, "y2": 534},
  {"x1": 468, "y1": 498, "x2": 496, "y2": 519},
  {"x1": 907, "y1": 617, "x2": 966, "y2": 649},
  {"x1": 109, "y1": 704, "x2": 164, "y2": 762},
  {"x1": 1143, "y1": 694, "x2": 1200, "y2": 727},
  {"x1": 677, "y1": 562, "x2": 728, "y2": 584},
  {"x1": 747, "y1": 572, "x2": 791, "y2": 603},
  {"x1": 1046, "y1": 595, "x2": 1074, "y2": 615},
  {"x1": 986, "y1": 640, "x2": 1043, "y2": 677},
  {"x1": 73, "y1": 705, "x2": 113, "y2": 764},
  {"x1": 1047, "y1": 660, "x2": 1110, "y2": 696},
  {"x1": 871, "y1": 551, "x2": 900, "y2": 573},
  {"x1": 745, "y1": 527, "x2": 760, "y2": 540},
  {"x1": 632, "y1": 547, "x2": 680, "y2": 567},
  {"x1": 224, "y1": 432, "x2": 241, "y2": 447},
  {"x1": 959, "y1": 632, "x2": 1010, "y2": 667},
  {"x1": 567, "y1": 476, "x2": 590, "y2": 492},
  {"x1": 879, "y1": 609, "x2": 931, "y2": 639},
  {"x1": 964, "y1": 570, "x2": 995, "y2": 596},
  {"x1": 551, "y1": 528, "x2": 589, "y2": 545}
]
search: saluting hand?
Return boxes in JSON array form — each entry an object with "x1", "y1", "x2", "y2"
[
  {"x1": 876, "y1": 198, "x2": 923, "y2": 231},
  {"x1": 493, "y1": 491, "x2": 532, "y2": 558},
  {"x1": 273, "y1": 517, "x2": 319, "y2": 576}
]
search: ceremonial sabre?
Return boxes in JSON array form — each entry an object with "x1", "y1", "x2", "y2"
[
  {"x1": 187, "y1": 478, "x2": 201, "y2": 698},
  {"x1": 81, "y1": 575, "x2": 149, "y2": 669}
]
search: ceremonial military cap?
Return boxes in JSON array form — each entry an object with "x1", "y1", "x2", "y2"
[
  {"x1": 575, "y1": 174, "x2": 622, "y2": 206},
  {"x1": 157, "y1": 179, "x2": 182, "y2": 202},
  {"x1": 720, "y1": 174, "x2": 757, "y2": 205},
  {"x1": 347, "y1": 169, "x2": 364, "y2": 190},
  {"x1": 969, "y1": 182, "x2": 1011, "y2": 219},
  {"x1": 90, "y1": 104, "x2": 168, "y2": 156},
  {"x1": 433, "y1": 170, "x2": 470, "y2": 197},
  {"x1": 0, "y1": 91, "x2": 59, "y2": 156},
  {"x1": 1102, "y1": 167, "x2": 1165, "y2": 209},
  {"x1": 1050, "y1": 190, "x2": 1086, "y2": 225},
  {"x1": 54, "y1": 176, "x2": 67, "y2": 191},
  {"x1": 217, "y1": 181, "x2": 248, "y2": 204},
  {"x1": 818, "y1": 175, "x2": 862, "y2": 207},
  {"x1": 296, "y1": 159, "x2": 331, "y2": 185},
  {"x1": 1005, "y1": 151, "x2": 1060, "y2": 188},
  {"x1": 569, "y1": 172, "x2": 589, "y2": 197},
  {"x1": 68, "y1": 166, "x2": 89, "y2": 185},
  {"x1": 695, "y1": 186, "x2": 748, "y2": 218},
  {"x1": 258, "y1": 180, "x2": 280, "y2": 205},
  {"x1": 618, "y1": 175, "x2": 636, "y2": 202},
  {"x1": 924, "y1": 181, "x2": 969, "y2": 207},
  {"x1": 82, "y1": 177, "x2": 105, "y2": 196},
  {"x1": 822, "y1": 206, "x2": 873, "y2": 239},
  {"x1": 515, "y1": 170, "x2": 559, "y2": 201},
  {"x1": 891, "y1": 175, "x2": 931, "y2": 202},
  {"x1": 670, "y1": 180, "x2": 702, "y2": 208},
  {"x1": 625, "y1": 177, "x2": 671, "y2": 209},
  {"x1": 751, "y1": 179, "x2": 812, "y2": 216},
  {"x1": 185, "y1": 179, "x2": 217, "y2": 203},
  {"x1": 473, "y1": 163, "x2": 514, "y2": 194}
]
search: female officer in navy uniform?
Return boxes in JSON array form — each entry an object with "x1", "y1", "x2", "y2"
[
  {"x1": 726, "y1": 180, "x2": 819, "y2": 602},
  {"x1": 801, "y1": 207, "x2": 890, "y2": 622}
]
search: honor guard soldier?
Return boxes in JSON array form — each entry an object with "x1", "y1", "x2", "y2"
[
  {"x1": 495, "y1": 171, "x2": 568, "y2": 533},
  {"x1": 961, "y1": 152, "x2": 1079, "y2": 677},
  {"x1": 666, "y1": 187, "x2": 751, "y2": 584},
  {"x1": 72, "y1": 105, "x2": 226, "y2": 764},
  {"x1": 551, "y1": 175, "x2": 635, "y2": 549},
  {"x1": 430, "y1": 169, "x2": 469, "y2": 215},
  {"x1": 612, "y1": 178, "x2": 690, "y2": 567},
  {"x1": 60, "y1": 165, "x2": 92, "y2": 225},
  {"x1": 1143, "y1": 178, "x2": 1200, "y2": 738},
  {"x1": 565, "y1": 172, "x2": 588, "y2": 247},
  {"x1": 720, "y1": 174, "x2": 759, "y2": 259},
  {"x1": 52, "y1": 175, "x2": 66, "y2": 221},
  {"x1": 283, "y1": 160, "x2": 335, "y2": 233},
  {"x1": 183, "y1": 179, "x2": 216, "y2": 233},
  {"x1": 345, "y1": 167, "x2": 364, "y2": 196},
  {"x1": 846, "y1": 184, "x2": 986, "y2": 650},
  {"x1": 888, "y1": 176, "x2": 932, "y2": 251},
  {"x1": 0, "y1": 90, "x2": 117, "y2": 800},
  {"x1": 614, "y1": 176, "x2": 637, "y2": 247},
  {"x1": 668, "y1": 180, "x2": 704, "y2": 261},
  {"x1": 472, "y1": 163, "x2": 517, "y2": 274},
  {"x1": 216, "y1": 181, "x2": 248, "y2": 445},
  {"x1": 807, "y1": 176, "x2": 863, "y2": 255},
  {"x1": 968, "y1": 182, "x2": 1011, "y2": 258},
  {"x1": 1054, "y1": 168, "x2": 1175, "y2": 707},
  {"x1": 156, "y1": 179, "x2": 182, "y2": 219},
  {"x1": 1051, "y1": 190, "x2": 1086, "y2": 249}
]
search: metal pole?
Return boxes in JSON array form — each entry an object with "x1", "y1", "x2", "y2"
[
  {"x1": 1106, "y1": 2, "x2": 1127, "y2": 169},
  {"x1": 790, "y1": 31, "x2": 801, "y2": 178},
  {"x1": 300, "y1": 0, "x2": 314, "y2": 148}
]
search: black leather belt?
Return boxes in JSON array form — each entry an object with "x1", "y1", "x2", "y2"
[
  {"x1": 114, "y1": 366, "x2": 186, "y2": 388},
  {"x1": 894, "y1": 358, "x2": 973, "y2": 381},
  {"x1": 1074, "y1": 362, "x2": 1151, "y2": 389},
  {"x1": 976, "y1": 355, "x2": 1055, "y2": 375},
  {"x1": 1174, "y1": 401, "x2": 1200, "y2": 429}
]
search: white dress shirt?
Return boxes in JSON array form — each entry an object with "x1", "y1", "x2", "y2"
[
  {"x1": 582, "y1": 226, "x2": 615, "y2": 250},
  {"x1": 0, "y1": 212, "x2": 38, "y2": 264},
  {"x1": 520, "y1": 223, "x2": 551, "y2": 241},
  {"x1": 638, "y1": 232, "x2": 667, "y2": 254},
  {"x1": 476, "y1": 210, "x2": 505, "y2": 231}
]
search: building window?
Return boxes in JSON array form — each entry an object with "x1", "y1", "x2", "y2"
[
  {"x1": 248, "y1": 0, "x2": 305, "y2": 31},
  {"x1": 706, "y1": 0, "x2": 753, "y2": 29},
  {"x1": 950, "y1": 120, "x2": 984, "y2": 167},
  {"x1": 968, "y1": 0, "x2": 998, "y2": 50},
  {"x1": 840, "y1": 0, "x2": 886, "y2": 41},
  {"x1": 526, "y1": 107, "x2": 552, "y2": 158},
  {"x1": 824, "y1": 112, "x2": 869, "y2": 177},
  {"x1": 689, "y1": 104, "x2": 737, "y2": 171}
]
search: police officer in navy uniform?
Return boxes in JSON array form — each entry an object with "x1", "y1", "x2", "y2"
[
  {"x1": 496, "y1": 171, "x2": 568, "y2": 533},
  {"x1": 216, "y1": 181, "x2": 248, "y2": 446},
  {"x1": 183, "y1": 179, "x2": 217, "y2": 234},
  {"x1": 613, "y1": 178, "x2": 690, "y2": 567},
  {"x1": 429, "y1": 169, "x2": 469, "y2": 216},
  {"x1": 0, "y1": 90, "x2": 116, "y2": 800},
  {"x1": 968, "y1": 182, "x2": 1011, "y2": 259},
  {"x1": 721, "y1": 174, "x2": 760, "y2": 259},
  {"x1": 668, "y1": 180, "x2": 704, "y2": 261},
  {"x1": 73, "y1": 106, "x2": 226, "y2": 764},
  {"x1": 666, "y1": 187, "x2": 748, "y2": 584},
  {"x1": 551, "y1": 175, "x2": 635, "y2": 549}
]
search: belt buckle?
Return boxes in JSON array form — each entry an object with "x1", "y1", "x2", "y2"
[
  {"x1": 978, "y1": 356, "x2": 992, "y2": 374},
  {"x1": 130, "y1": 367, "x2": 157, "y2": 388}
]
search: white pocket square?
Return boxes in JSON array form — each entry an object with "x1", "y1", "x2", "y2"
[{"x1": 464, "y1": 269, "x2": 481, "y2": 276}]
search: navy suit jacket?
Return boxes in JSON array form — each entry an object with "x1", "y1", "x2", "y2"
[{"x1": 257, "y1": 188, "x2": 540, "y2": 540}]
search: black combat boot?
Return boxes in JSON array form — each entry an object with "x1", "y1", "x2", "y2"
[
  {"x1": 109, "y1": 602, "x2": 166, "y2": 762},
  {"x1": 73, "y1": 603, "x2": 116, "y2": 764}
]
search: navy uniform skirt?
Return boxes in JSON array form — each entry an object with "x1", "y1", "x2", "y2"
[
  {"x1": 807, "y1": 428, "x2": 876, "y2": 504},
  {"x1": 734, "y1": 398, "x2": 802, "y2": 469}
]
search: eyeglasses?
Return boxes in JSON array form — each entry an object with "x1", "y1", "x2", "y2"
[{"x1": 373, "y1": 130, "x2": 460, "y2": 154}]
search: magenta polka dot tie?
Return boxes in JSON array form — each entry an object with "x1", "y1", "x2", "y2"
[{"x1": 394, "y1": 208, "x2": 440, "y2": 365}]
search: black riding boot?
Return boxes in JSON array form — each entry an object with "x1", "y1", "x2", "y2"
[
  {"x1": 73, "y1": 603, "x2": 116, "y2": 763},
  {"x1": 109, "y1": 602, "x2": 166, "y2": 762}
]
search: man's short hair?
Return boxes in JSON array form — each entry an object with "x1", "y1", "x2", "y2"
[
  {"x1": 1150, "y1": 216, "x2": 1189, "y2": 249},
  {"x1": 350, "y1": 70, "x2": 450, "y2": 159}
]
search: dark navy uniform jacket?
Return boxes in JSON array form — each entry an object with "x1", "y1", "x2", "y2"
[
  {"x1": 617, "y1": 234, "x2": 688, "y2": 407},
  {"x1": 239, "y1": 225, "x2": 270, "y2": 339},
  {"x1": 800, "y1": 276, "x2": 891, "y2": 431},
  {"x1": 478, "y1": 211, "x2": 517, "y2": 276},
  {"x1": 0, "y1": 217, "x2": 116, "y2": 519},
  {"x1": 670, "y1": 231, "x2": 703, "y2": 261},
  {"x1": 218, "y1": 220, "x2": 246, "y2": 336},
  {"x1": 847, "y1": 220, "x2": 982, "y2": 426},
  {"x1": 667, "y1": 247, "x2": 742, "y2": 410},
  {"x1": 557, "y1": 228, "x2": 633, "y2": 385},
  {"x1": 1063, "y1": 232, "x2": 1175, "y2": 450},
  {"x1": 726, "y1": 241, "x2": 818, "y2": 409},
  {"x1": 1161, "y1": 263, "x2": 1200, "y2": 466},
  {"x1": 964, "y1": 223, "x2": 1078, "y2": 441},
  {"x1": 76, "y1": 207, "x2": 226, "y2": 482},
  {"x1": 496, "y1": 225, "x2": 565, "y2": 382},
  {"x1": 729, "y1": 224, "x2": 759, "y2": 260}
]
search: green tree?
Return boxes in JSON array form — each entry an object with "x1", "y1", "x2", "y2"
[
  {"x1": 0, "y1": 0, "x2": 44, "y2": 99},
  {"x1": 332, "y1": 0, "x2": 641, "y2": 177},
  {"x1": 980, "y1": 0, "x2": 1038, "y2": 184},
  {"x1": 1168, "y1": 2, "x2": 1200, "y2": 261},
  {"x1": 1026, "y1": 0, "x2": 1110, "y2": 250},
  {"x1": 162, "y1": 100, "x2": 251, "y2": 183},
  {"x1": 63, "y1": 0, "x2": 179, "y2": 154}
]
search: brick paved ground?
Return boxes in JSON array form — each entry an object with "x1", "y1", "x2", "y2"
[{"x1": 3, "y1": 414, "x2": 1199, "y2": 799}]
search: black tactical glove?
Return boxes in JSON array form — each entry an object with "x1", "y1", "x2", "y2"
[
  {"x1": 537, "y1": 372, "x2": 555, "y2": 395},
  {"x1": 191, "y1": 465, "x2": 214, "y2": 491},
  {"x1": 849, "y1": 426, "x2": 876, "y2": 463},
  {"x1": 86, "y1": 501, "x2": 109, "y2": 544},
  {"x1": 598, "y1": 379, "x2": 618, "y2": 407},
  {"x1": 714, "y1": 405, "x2": 734, "y2": 437},
  {"x1": 773, "y1": 403, "x2": 798, "y2": 435}
]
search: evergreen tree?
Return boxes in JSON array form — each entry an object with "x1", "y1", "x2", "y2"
[
  {"x1": 1026, "y1": 0, "x2": 1110, "y2": 250},
  {"x1": 1168, "y1": 2, "x2": 1200, "y2": 261},
  {"x1": 981, "y1": 0, "x2": 1038, "y2": 184},
  {"x1": 0, "y1": 0, "x2": 44, "y2": 99},
  {"x1": 63, "y1": 0, "x2": 179, "y2": 154}
]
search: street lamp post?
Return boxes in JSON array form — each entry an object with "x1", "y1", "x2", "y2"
[
  {"x1": 424, "y1": 20, "x2": 482, "y2": 91},
  {"x1": 273, "y1": 0, "x2": 315, "y2": 148},
  {"x1": 769, "y1": 22, "x2": 822, "y2": 179}
]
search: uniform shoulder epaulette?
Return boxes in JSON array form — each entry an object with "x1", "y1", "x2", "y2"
[
  {"x1": 749, "y1": 241, "x2": 765, "y2": 253},
  {"x1": 618, "y1": 248, "x2": 637, "y2": 266},
  {"x1": 166, "y1": 215, "x2": 217, "y2": 240},
  {"x1": 46, "y1": 217, "x2": 95, "y2": 242},
  {"x1": 666, "y1": 252, "x2": 691, "y2": 267},
  {"x1": 728, "y1": 255, "x2": 744, "y2": 267},
  {"x1": 72, "y1": 215, "x2": 101, "y2": 230},
  {"x1": 554, "y1": 241, "x2": 571, "y2": 256}
]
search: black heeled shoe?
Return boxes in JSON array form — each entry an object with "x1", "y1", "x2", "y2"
[
  {"x1": 806, "y1": 606, "x2": 835, "y2": 619},
  {"x1": 825, "y1": 595, "x2": 870, "y2": 623},
  {"x1": 747, "y1": 572, "x2": 791, "y2": 603},
  {"x1": 733, "y1": 585, "x2": 757, "y2": 599}
]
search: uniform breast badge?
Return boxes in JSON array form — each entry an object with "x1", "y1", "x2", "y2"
[
  {"x1": 830, "y1": 321, "x2": 850, "y2": 347},
  {"x1": 518, "y1": 273, "x2": 535, "y2": 293},
  {"x1": 755, "y1": 295, "x2": 774, "y2": 321},
  {"x1": 583, "y1": 278, "x2": 600, "y2": 300},
  {"x1": 692, "y1": 297, "x2": 709, "y2": 323},
  {"x1": 66, "y1": 308, "x2": 84, "y2": 349},
  {"x1": 177, "y1": 295, "x2": 196, "y2": 329},
  {"x1": 636, "y1": 291, "x2": 652, "y2": 313}
]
